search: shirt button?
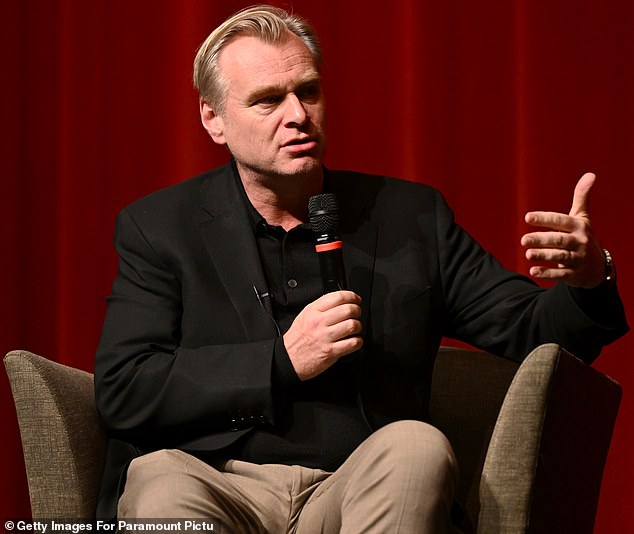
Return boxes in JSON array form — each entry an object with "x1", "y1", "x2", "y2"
[{"x1": 287, "y1": 279, "x2": 298, "y2": 288}]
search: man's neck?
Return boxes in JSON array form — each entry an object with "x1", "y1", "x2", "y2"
[{"x1": 237, "y1": 164, "x2": 323, "y2": 231}]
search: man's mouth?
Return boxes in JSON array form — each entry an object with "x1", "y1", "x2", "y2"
[{"x1": 282, "y1": 137, "x2": 318, "y2": 153}]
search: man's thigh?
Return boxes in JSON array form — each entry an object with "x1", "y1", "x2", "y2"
[
  {"x1": 118, "y1": 449, "x2": 329, "y2": 533},
  {"x1": 295, "y1": 420, "x2": 459, "y2": 534}
]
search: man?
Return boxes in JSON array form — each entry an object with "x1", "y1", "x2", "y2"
[{"x1": 94, "y1": 5, "x2": 628, "y2": 532}]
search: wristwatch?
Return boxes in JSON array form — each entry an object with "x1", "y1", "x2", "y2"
[{"x1": 603, "y1": 249, "x2": 616, "y2": 282}]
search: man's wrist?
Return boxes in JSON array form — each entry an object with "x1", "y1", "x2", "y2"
[{"x1": 603, "y1": 248, "x2": 616, "y2": 283}]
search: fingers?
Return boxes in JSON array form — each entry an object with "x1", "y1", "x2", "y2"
[
  {"x1": 522, "y1": 222, "x2": 590, "y2": 273},
  {"x1": 313, "y1": 290, "x2": 362, "y2": 312},
  {"x1": 569, "y1": 172, "x2": 596, "y2": 218},
  {"x1": 311, "y1": 291, "x2": 363, "y2": 341},
  {"x1": 521, "y1": 172, "x2": 604, "y2": 288},
  {"x1": 521, "y1": 228, "x2": 588, "y2": 256},
  {"x1": 326, "y1": 309, "x2": 362, "y2": 339},
  {"x1": 329, "y1": 333, "x2": 364, "y2": 359},
  {"x1": 284, "y1": 291, "x2": 364, "y2": 380},
  {"x1": 524, "y1": 244, "x2": 572, "y2": 264},
  {"x1": 521, "y1": 214, "x2": 590, "y2": 267},
  {"x1": 524, "y1": 172, "x2": 596, "y2": 231},
  {"x1": 523, "y1": 211, "x2": 585, "y2": 233},
  {"x1": 527, "y1": 265, "x2": 575, "y2": 281}
]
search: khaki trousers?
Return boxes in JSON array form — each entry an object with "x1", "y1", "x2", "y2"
[{"x1": 118, "y1": 420, "x2": 459, "y2": 533}]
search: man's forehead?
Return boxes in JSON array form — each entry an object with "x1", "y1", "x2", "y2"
[
  {"x1": 218, "y1": 34, "x2": 320, "y2": 100},
  {"x1": 247, "y1": 72, "x2": 322, "y2": 100},
  {"x1": 219, "y1": 34, "x2": 317, "y2": 74}
]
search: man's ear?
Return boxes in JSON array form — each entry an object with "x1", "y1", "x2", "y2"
[{"x1": 200, "y1": 99, "x2": 226, "y2": 145}]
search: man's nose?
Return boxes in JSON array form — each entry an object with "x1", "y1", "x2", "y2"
[{"x1": 283, "y1": 93, "x2": 308, "y2": 127}]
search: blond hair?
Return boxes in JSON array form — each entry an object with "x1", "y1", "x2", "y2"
[{"x1": 193, "y1": 5, "x2": 322, "y2": 112}]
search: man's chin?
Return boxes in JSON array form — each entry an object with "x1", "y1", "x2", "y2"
[
  {"x1": 282, "y1": 159, "x2": 323, "y2": 177},
  {"x1": 239, "y1": 158, "x2": 323, "y2": 180}
]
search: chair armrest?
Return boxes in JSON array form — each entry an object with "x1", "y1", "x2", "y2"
[
  {"x1": 4, "y1": 350, "x2": 108, "y2": 519},
  {"x1": 478, "y1": 343, "x2": 621, "y2": 534}
]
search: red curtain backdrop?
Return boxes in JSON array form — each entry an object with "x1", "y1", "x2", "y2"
[{"x1": 2, "y1": 0, "x2": 632, "y2": 530}]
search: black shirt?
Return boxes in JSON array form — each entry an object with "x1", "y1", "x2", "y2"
[{"x1": 226, "y1": 171, "x2": 371, "y2": 471}]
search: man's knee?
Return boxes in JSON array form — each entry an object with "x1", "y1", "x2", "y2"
[
  {"x1": 118, "y1": 449, "x2": 208, "y2": 518},
  {"x1": 301, "y1": 422, "x2": 459, "y2": 532},
  {"x1": 366, "y1": 420, "x2": 459, "y2": 492},
  {"x1": 371, "y1": 420, "x2": 454, "y2": 453}
]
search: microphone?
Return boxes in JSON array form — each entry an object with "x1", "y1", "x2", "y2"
[{"x1": 308, "y1": 193, "x2": 347, "y2": 293}]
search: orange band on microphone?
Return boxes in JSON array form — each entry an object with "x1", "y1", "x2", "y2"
[{"x1": 315, "y1": 241, "x2": 343, "y2": 253}]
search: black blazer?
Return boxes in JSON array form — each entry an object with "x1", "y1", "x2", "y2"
[{"x1": 94, "y1": 163, "x2": 627, "y2": 518}]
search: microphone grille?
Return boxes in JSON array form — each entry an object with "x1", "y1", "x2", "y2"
[{"x1": 308, "y1": 193, "x2": 340, "y2": 234}]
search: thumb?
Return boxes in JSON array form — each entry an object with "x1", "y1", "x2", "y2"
[{"x1": 569, "y1": 172, "x2": 596, "y2": 218}]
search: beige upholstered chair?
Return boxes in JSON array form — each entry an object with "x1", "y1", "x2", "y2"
[
  {"x1": 5, "y1": 344, "x2": 621, "y2": 532},
  {"x1": 4, "y1": 350, "x2": 107, "y2": 519}
]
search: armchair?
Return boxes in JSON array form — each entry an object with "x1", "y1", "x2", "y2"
[{"x1": 5, "y1": 344, "x2": 621, "y2": 532}]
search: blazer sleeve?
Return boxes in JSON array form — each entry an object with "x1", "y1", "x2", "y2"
[
  {"x1": 433, "y1": 190, "x2": 628, "y2": 362},
  {"x1": 94, "y1": 208, "x2": 286, "y2": 448}
]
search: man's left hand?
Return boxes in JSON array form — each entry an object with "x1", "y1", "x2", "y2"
[{"x1": 521, "y1": 172, "x2": 606, "y2": 289}]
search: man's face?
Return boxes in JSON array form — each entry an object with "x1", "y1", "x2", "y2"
[{"x1": 202, "y1": 34, "x2": 326, "y2": 180}]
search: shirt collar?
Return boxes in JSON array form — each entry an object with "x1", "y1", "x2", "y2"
[{"x1": 230, "y1": 161, "x2": 331, "y2": 237}]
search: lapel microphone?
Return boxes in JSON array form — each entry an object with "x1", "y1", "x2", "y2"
[{"x1": 308, "y1": 193, "x2": 347, "y2": 293}]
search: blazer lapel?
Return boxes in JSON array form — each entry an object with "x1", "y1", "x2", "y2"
[
  {"x1": 196, "y1": 166, "x2": 379, "y2": 342},
  {"x1": 197, "y1": 164, "x2": 276, "y2": 341}
]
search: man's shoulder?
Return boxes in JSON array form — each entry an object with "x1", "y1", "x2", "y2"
[
  {"x1": 327, "y1": 168, "x2": 442, "y2": 208},
  {"x1": 329, "y1": 168, "x2": 438, "y2": 190},
  {"x1": 121, "y1": 163, "x2": 232, "y2": 217}
]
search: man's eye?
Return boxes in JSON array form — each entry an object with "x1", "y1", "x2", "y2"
[
  {"x1": 297, "y1": 84, "x2": 321, "y2": 102},
  {"x1": 256, "y1": 95, "x2": 282, "y2": 106}
]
